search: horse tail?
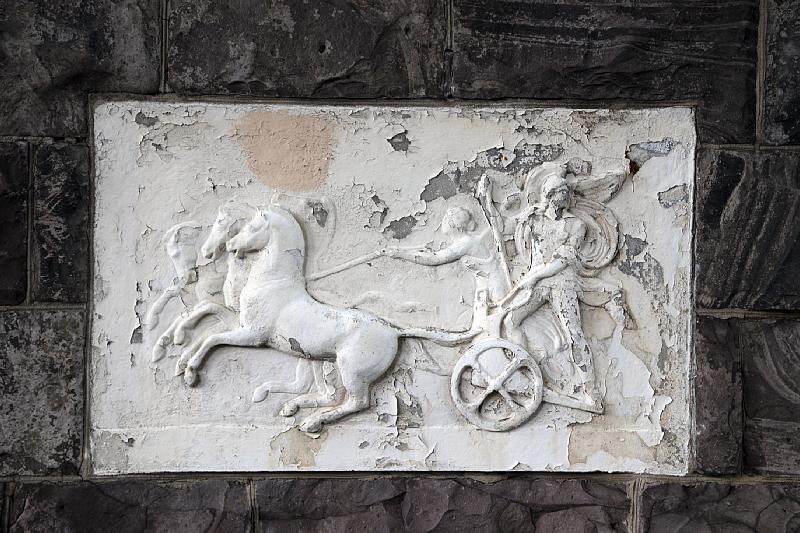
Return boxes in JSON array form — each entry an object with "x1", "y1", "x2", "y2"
[{"x1": 396, "y1": 327, "x2": 480, "y2": 347}]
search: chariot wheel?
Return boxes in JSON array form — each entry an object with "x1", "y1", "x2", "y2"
[{"x1": 450, "y1": 338, "x2": 543, "y2": 431}]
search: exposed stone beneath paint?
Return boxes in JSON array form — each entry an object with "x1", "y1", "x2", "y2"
[
  {"x1": 7, "y1": 480, "x2": 250, "y2": 532},
  {"x1": 0, "y1": 0, "x2": 160, "y2": 136},
  {"x1": 451, "y1": 0, "x2": 758, "y2": 143},
  {"x1": 168, "y1": 0, "x2": 448, "y2": 97},
  {"x1": 0, "y1": 310, "x2": 85, "y2": 476},
  {"x1": 0, "y1": 142, "x2": 29, "y2": 304},
  {"x1": 640, "y1": 482, "x2": 800, "y2": 532},
  {"x1": 765, "y1": 0, "x2": 800, "y2": 145},
  {"x1": 255, "y1": 478, "x2": 630, "y2": 532},
  {"x1": 695, "y1": 148, "x2": 800, "y2": 310},
  {"x1": 32, "y1": 144, "x2": 90, "y2": 303}
]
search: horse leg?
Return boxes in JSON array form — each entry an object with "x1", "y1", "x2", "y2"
[
  {"x1": 174, "y1": 320, "x2": 225, "y2": 376},
  {"x1": 252, "y1": 359, "x2": 317, "y2": 403},
  {"x1": 184, "y1": 327, "x2": 261, "y2": 386},
  {"x1": 174, "y1": 301, "x2": 233, "y2": 345},
  {"x1": 279, "y1": 376, "x2": 342, "y2": 417},
  {"x1": 151, "y1": 312, "x2": 189, "y2": 362},
  {"x1": 298, "y1": 381, "x2": 370, "y2": 434},
  {"x1": 297, "y1": 336, "x2": 395, "y2": 433}
]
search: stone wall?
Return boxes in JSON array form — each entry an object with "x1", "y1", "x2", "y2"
[{"x1": 0, "y1": 1, "x2": 798, "y2": 531}]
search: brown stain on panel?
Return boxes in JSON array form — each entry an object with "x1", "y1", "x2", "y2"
[
  {"x1": 235, "y1": 111, "x2": 334, "y2": 191},
  {"x1": 568, "y1": 425, "x2": 656, "y2": 465},
  {"x1": 269, "y1": 427, "x2": 327, "y2": 468}
]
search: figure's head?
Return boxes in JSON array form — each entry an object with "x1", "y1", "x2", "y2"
[
  {"x1": 201, "y1": 202, "x2": 255, "y2": 260},
  {"x1": 524, "y1": 162, "x2": 570, "y2": 212},
  {"x1": 442, "y1": 207, "x2": 476, "y2": 235},
  {"x1": 226, "y1": 210, "x2": 272, "y2": 258},
  {"x1": 541, "y1": 173, "x2": 571, "y2": 211}
]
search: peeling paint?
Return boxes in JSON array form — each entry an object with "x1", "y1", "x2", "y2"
[{"x1": 90, "y1": 102, "x2": 694, "y2": 474}]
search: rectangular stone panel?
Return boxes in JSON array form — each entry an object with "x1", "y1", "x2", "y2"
[
  {"x1": 639, "y1": 482, "x2": 800, "y2": 532},
  {"x1": 740, "y1": 318, "x2": 800, "y2": 476},
  {"x1": 254, "y1": 478, "x2": 630, "y2": 531},
  {"x1": 7, "y1": 480, "x2": 251, "y2": 532},
  {"x1": 167, "y1": 0, "x2": 448, "y2": 97},
  {"x1": 451, "y1": 0, "x2": 758, "y2": 144},
  {"x1": 694, "y1": 316, "x2": 743, "y2": 475},
  {"x1": 765, "y1": 0, "x2": 800, "y2": 145},
  {"x1": 91, "y1": 101, "x2": 694, "y2": 473},
  {"x1": 695, "y1": 148, "x2": 800, "y2": 310},
  {"x1": 0, "y1": 0, "x2": 160, "y2": 136},
  {"x1": 32, "y1": 143, "x2": 91, "y2": 303},
  {"x1": 0, "y1": 142, "x2": 29, "y2": 304},
  {"x1": 0, "y1": 310, "x2": 85, "y2": 476}
]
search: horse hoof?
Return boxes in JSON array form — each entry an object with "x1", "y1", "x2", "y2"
[
  {"x1": 252, "y1": 387, "x2": 269, "y2": 403},
  {"x1": 280, "y1": 403, "x2": 298, "y2": 417},
  {"x1": 299, "y1": 419, "x2": 323, "y2": 434},
  {"x1": 152, "y1": 345, "x2": 166, "y2": 363},
  {"x1": 173, "y1": 329, "x2": 186, "y2": 345},
  {"x1": 174, "y1": 361, "x2": 185, "y2": 376},
  {"x1": 184, "y1": 368, "x2": 198, "y2": 386}
]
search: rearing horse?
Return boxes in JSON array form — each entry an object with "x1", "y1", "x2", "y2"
[{"x1": 180, "y1": 206, "x2": 475, "y2": 433}]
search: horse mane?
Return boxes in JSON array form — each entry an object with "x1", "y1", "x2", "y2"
[
  {"x1": 219, "y1": 201, "x2": 257, "y2": 222},
  {"x1": 267, "y1": 206, "x2": 307, "y2": 256}
]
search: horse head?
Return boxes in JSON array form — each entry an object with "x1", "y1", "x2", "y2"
[
  {"x1": 227, "y1": 207, "x2": 307, "y2": 265},
  {"x1": 200, "y1": 202, "x2": 256, "y2": 260}
]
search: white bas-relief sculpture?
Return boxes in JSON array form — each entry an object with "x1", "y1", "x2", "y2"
[{"x1": 91, "y1": 103, "x2": 694, "y2": 473}]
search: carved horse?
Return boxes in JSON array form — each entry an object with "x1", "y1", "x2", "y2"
[
  {"x1": 179, "y1": 207, "x2": 475, "y2": 433},
  {"x1": 151, "y1": 202, "x2": 254, "y2": 364}
]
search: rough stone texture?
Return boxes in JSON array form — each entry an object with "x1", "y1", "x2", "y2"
[
  {"x1": 254, "y1": 478, "x2": 629, "y2": 531},
  {"x1": 0, "y1": 310, "x2": 84, "y2": 476},
  {"x1": 451, "y1": 0, "x2": 758, "y2": 144},
  {"x1": 32, "y1": 143, "x2": 90, "y2": 303},
  {"x1": 7, "y1": 480, "x2": 251, "y2": 532},
  {"x1": 640, "y1": 482, "x2": 800, "y2": 532},
  {"x1": 765, "y1": 0, "x2": 800, "y2": 145},
  {"x1": 0, "y1": 0, "x2": 160, "y2": 137},
  {"x1": 168, "y1": 0, "x2": 447, "y2": 98},
  {"x1": 695, "y1": 148, "x2": 800, "y2": 310},
  {"x1": 694, "y1": 317, "x2": 742, "y2": 475},
  {"x1": 0, "y1": 142, "x2": 29, "y2": 305},
  {"x1": 740, "y1": 319, "x2": 800, "y2": 476}
]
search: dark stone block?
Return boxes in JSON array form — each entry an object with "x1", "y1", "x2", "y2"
[
  {"x1": 8, "y1": 480, "x2": 251, "y2": 532},
  {"x1": 0, "y1": 0, "x2": 160, "y2": 137},
  {"x1": 740, "y1": 319, "x2": 800, "y2": 475},
  {"x1": 696, "y1": 148, "x2": 800, "y2": 310},
  {"x1": 640, "y1": 482, "x2": 800, "y2": 532},
  {"x1": 765, "y1": 0, "x2": 800, "y2": 145},
  {"x1": 254, "y1": 478, "x2": 629, "y2": 531},
  {"x1": 0, "y1": 142, "x2": 28, "y2": 304},
  {"x1": 32, "y1": 143, "x2": 90, "y2": 303},
  {"x1": 694, "y1": 316, "x2": 742, "y2": 475},
  {"x1": 167, "y1": 0, "x2": 447, "y2": 97},
  {"x1": 0, "y1": 310, "x2": 84, "y2": 476},
  {"x1": 452, "y1": 0, "x2": 758, "y2": 143}
]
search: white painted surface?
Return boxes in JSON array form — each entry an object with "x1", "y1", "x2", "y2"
[{"x1": 91, "y1": 101, "x2": 694, "y2": 474}]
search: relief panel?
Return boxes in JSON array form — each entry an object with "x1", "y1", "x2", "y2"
[{"x1": 91, "y1": 102, "x2": 694, "y2": 473}]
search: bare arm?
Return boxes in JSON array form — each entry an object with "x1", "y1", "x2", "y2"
[{"x1": 389, "y1": 238, "x2": 471, "y2": 266}]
